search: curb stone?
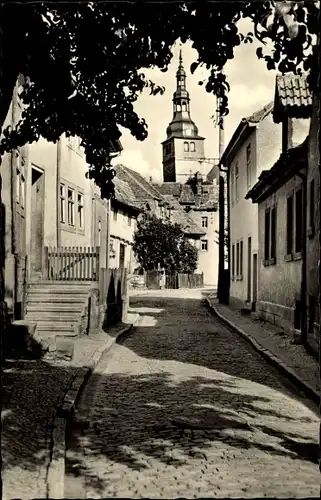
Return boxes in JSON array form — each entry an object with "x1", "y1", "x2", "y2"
[
  {"x1": 46, "y1": 320, "x2": 138, "y2": 499},
  {"x1": 206, "y1": 298, "x2": 320, "y2": 406}
]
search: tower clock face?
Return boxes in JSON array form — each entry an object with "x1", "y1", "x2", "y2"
[{"x1": 185, "y1": 129, "x2": 192, "y2": 136}]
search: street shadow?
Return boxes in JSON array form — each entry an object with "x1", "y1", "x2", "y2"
[
  {"x1": 125, "y1": 295, "x2": 315, "y2": 406},
  {"x1": 65, "y1": 367, "x2": 319, "y2": 497},
  {"x1": 2, "y1": 292, "x2": 319, "y2": 499}
]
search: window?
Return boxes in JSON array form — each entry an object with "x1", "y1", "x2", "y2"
[
  {"x1": 77, "y1": 193, "x2": 84, "y2": 229},
  {"x1": 201, "y1": 239, "x2": 208, "y2": 251},
  {"x1": 190, "y1": 141, "x2": 195, "y2": 152},
  {"x1": 178, "y1": 78, "x2": 184, "y2": 87},
  {"x1": 264, "y1": 210, "x2": 270, "y2": 261},
  {"x1": 176, "y1": 103, "x2": 181, "y2": 112},
  {"x1": 113, "y1": 207, "x2": 118, "y2": 221},
  {"x1": 235, "y1": 162, "x2": 239, "y2": 201},
  {"x1": 98, "y1": 219, "x2": 101, "y2": 247},
  {"x1": 232, "y1": 244, "x2": 235, "y2": 279},
  {"x1": 264, "y1": 206, "x2": 277, "y2": 264},
  {"x1": 128, "y1": 215, "x2": 132, "y2": 226},
  {"x1": 240, "y1": 240, "x2": 243, "y2": 277},
  {"x1": 295, "y1": 188, "x2": 303, "y2": 253},
  {"x1": 67, "y1": 188, "x2": 75, "y2": 225},
  {"x1": 246, "y1": 143, "x2": 252, "y2": 187},
  {"x1": 16, "y1": 155, "x2": 25, "y2": 209},
  {"x1": 309, "y1": 179, "x2": 315, "y2": 234},
  {"x1": 182, "y1": 102, "x2": 187, "y2": 111},
  {"x1": 60, "y1": 184, "x2": 66, "y2": 223},
  {"x1": 286, "y1": 195, "x2": 293, "y2": 256},
  {"x1": 184, "y1": 141, "x2": 189, "y2": 152},
  {"x1": 231, "y1": 167, "x2": 235, "y2": 204},
  {"x1": 236, "y1": 242, "x2": 240, "y2": 276},
  {"x1": 271, "y1": 207, "x2": 277, "y2": 261},
  {"x1": 201, "y1": 216, "x2": 208, "y2": 228}
]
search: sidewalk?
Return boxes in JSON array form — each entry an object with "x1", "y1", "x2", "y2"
[
  {"x1": 1, "y1": 321, "x2": 136, "y2": 500},
  {"x1": 206, "y1": 295, "x2": 320, "y2": 404}
]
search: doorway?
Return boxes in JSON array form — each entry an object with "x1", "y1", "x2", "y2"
[
  {"x1": 30, "y1": 166, "x2": 45, "y2": 277},
  {"x1": 247, "y1": 237, "x2": 252, "y2": 303},
  {"x1": 252, "y1": 253, "x2": 258, "y2": 311}
]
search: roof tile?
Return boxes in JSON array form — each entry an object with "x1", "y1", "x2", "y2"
[{"x1": 273, "y1": 73, "x2": 312, "y2": 122}]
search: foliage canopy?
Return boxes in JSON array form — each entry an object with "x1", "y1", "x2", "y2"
[
  {"x1": 0, "y1": 2, "x2": 319, "y2": 198},
  {"x1": 133, "y1": 213, "x2": 198, "y2": 274}
]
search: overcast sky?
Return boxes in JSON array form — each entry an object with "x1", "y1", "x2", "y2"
[{"x1": 114, "y1": 19, "x2": 277, "y2": 182}]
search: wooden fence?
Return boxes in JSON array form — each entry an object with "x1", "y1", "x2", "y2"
[
  {"x1": 44, "y1": 246, "x2": 100, "y2": 281},
  {"x1": 166, "y1": 272, "x2": 204, "y2": 289}
]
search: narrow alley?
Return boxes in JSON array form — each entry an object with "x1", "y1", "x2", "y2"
[{"x1": 65, "y1": 290, "x2": 319, "y2": 499}]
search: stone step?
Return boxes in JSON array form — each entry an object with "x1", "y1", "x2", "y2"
[
  {"x1": 29, "y1": 280, "x2": 92, "y2": 286},
  {"x1": 26, "y1": 303, "x2": 84, "y2": 313},
  {"x1": 28, "y1": 287, "x2": 90, "y2": 295},
  {"x1": 26, "y1": 312, "x2": 80, "y2": 322},
  {"x1": 36, "y1": 322, "x2": 79, "y2": 333},
  {"x1": 27, "y1": 295, "x2": 88, "y2": 304}
]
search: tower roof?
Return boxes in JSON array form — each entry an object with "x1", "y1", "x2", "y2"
[{"x1": 165, "y1": 49, "x2": 202, "y2": 140}]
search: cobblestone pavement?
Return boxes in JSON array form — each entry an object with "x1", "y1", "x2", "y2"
[
  {"x1": 65, "y1": 290, "x2": 320, "y2": 499},
  {"x1": 1, "y1": 324, "x2": 127, "y2": 500},
  {"x1": 206, "y1": 294, "x2": 320, "y2": 397}
]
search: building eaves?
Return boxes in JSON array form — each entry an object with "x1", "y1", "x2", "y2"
[{"x1": 246, "y1": 138, "x2": 308, "y2": 204}]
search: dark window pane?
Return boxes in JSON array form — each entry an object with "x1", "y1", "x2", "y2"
[
  {"x1": 310, "y1": 179, "x2": 315, "y2": 229},
  {"x1": 271, "y1": 207, "x2": 276, "y2": 260},
  {"x1": 295, "y1": 188, "x2": 303, "y2": 252},
  {"x1": 287, "y1": 196, "x2": 293, "y2": 255},
  {"x1": 264, "y1": 210, "x2": 270, "y2": 261}
]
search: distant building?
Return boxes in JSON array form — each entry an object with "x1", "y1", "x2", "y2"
[
  {"x1": 162, "y1": 50, "x2": 206, "y2": 183},
  {"x1": 156, "y1": 172, "x2": 219, "y2": 285},
  {"x1": 157, "y1": 50, "x2": 219, "y2": 285}
]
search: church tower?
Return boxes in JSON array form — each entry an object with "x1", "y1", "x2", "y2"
[{"x1": 162, "y1": 50, "x2": 205, "y2": 183}]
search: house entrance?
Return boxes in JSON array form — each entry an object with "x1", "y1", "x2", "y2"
[{"x1": 30, "y1": 166, "x2": 45, "y2": 278}]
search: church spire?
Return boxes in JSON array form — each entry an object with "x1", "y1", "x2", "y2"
[{"x1": 165, "y1": 48, "x2": 199, "y2": 139}]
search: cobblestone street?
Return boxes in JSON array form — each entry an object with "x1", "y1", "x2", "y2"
[{"x1": 65, "y1": 290, "x2": 319, "y2": 498}]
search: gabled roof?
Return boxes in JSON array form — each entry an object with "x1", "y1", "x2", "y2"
[
  {"x1": 154, "y1": 182, "x2": 182, "y2": 197},
  {"x1": 273, "y1": 73, "x2": 312, "y2": 124},
  {"x1": 220, "y1": 101, "x2": 274, "y2": 167},
  {"x1": 246, "y1": 138, "x2": 308, "y2": 204},
  {"x1": 163, "y1": 195, "x2": 205, "y2": 236},
  {"x1": 114, "y1": 164, "x2": 164, "y2": 202},
  {"x1": 156, "y1": 180, "x2": 218, "y2": 210},
  {"x1": 113, "y1": 177, "x2": 141, "y2": 211}
]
